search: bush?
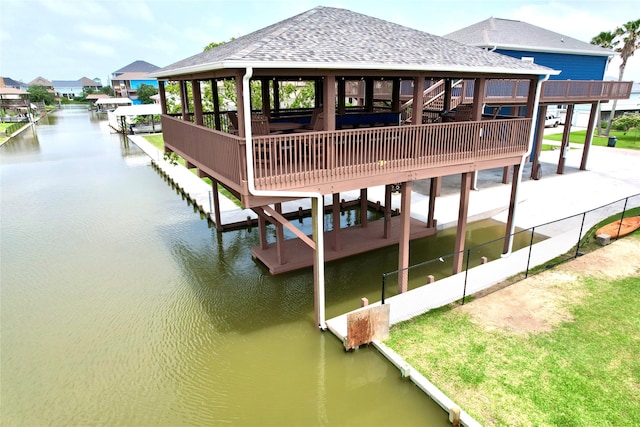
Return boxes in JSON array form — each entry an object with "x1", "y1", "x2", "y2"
[{"x1": 611, "y1": 113, "x2": 640, "y2": 132}]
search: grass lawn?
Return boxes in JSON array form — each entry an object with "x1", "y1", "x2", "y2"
[
  {"x1": 141, "y1": 134, "x2": 242, "y2": 207},
  {"x1": 385, "y1": 232, "x2": 640, "y2": 426},
  {"x1": 545, "y1": 129, "x2": 640, "y2": 150}
]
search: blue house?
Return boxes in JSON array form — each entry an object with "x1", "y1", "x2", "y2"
[
  {"x1": 444, "y1": 17, "x2": 612, "y2": 81},
  {"x1": 444, "y1": 17, "x2": 627, "y2": 177}
]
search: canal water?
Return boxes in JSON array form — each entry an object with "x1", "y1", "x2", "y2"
[{"x1": 1, "y1": 106, "x2": 452, "y2": 426}]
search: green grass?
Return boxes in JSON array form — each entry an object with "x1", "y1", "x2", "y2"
[
  {"x1": 141, "y1": 134, "x2": 242, "y2": 207},
  {"x1": 545, "y1": 129, "x2": 640, "y2": 150},
  {"x1": 386, "y1": 232, "x2": 640, "y2": 426}
]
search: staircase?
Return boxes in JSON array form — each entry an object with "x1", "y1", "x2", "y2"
[{"x1": 400, "y1": 79, "x2": 467, "y2": 123}]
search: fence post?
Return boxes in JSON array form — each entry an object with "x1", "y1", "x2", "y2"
[
  {"x1": 615, "y1": 197, "x2": 629, "y2": 241},
  {"x1": 525, "y1": 227, "x2": 535, "y2": 278},
  {"x1": 381, "y1": 274, "x2": 386, "y2": 305},
  {"x1": 575, "y1": 213, "x2": 586, "y2": 258},
  {"x1": 461, "y1": 248, "x2": 471, "y2": 305}
]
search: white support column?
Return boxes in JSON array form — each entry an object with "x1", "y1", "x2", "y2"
[{"x1": 312, "y1": 197, "x2": 326, "y2": 329}]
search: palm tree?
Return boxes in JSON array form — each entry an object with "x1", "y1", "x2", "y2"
[{"x1": 592, "y1": 20, "x2": 640, "y2": 136}]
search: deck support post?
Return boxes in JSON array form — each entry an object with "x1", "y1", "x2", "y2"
[
  {"x1": 211, "y1": 79, "x2": 221, "y2": 131},
  {"x1": 530, "y1": 105, "x2": 548, "y2": 179},
  {"x1": 360, "y1": 188, "x2": 368, "y2": 228},
  {"x1": 557, "y1": 104, "x2": 574, "y2": 174},
  {"x1": 211, "y1": 179, "x2": 223, "y2": 231},
  {"x1": 452, "y1": 172, "x2": 472, "y2": 274},
  {"x1": 412, "y1": 75, "x2": 425, "y2": 125},
  {"x1": 332, "y1": 193, "x2": 341, "y2": 251},
  {"x1": 258, "y1": 213, "x2": 268, "y2": 249},
  {"x1": 502, "y1": 163, "x2": 521, "y2": 254},
  {"x1": 192, "y1": 79, "x2": 204, "y2": 126},
  {"x1": 580, "y1": 102, "x2": 598, "y2": 170},
  {"x1": 427, "y1": 177, "x2": 438, "y2": 228},
  {"x1": 273, "y1": 79, "x2": 280, "y2": 114},
  {"x1": 179, "y1": 81, "x2": 189, "y2": 121},
  {"x1": 158, "y1": 81, "x2": 167, "y2": 115},
  {"x1": 312, "y1": 197, "x2": 326, "y2": 329},
  {"x1": 384, "y1": 184, "x2": 392, "y2": 239},
  {"x1": 398, "y1": 181, "x2": 412, "y2": 294},
  {"x1": 502, "y1": 166, "x2": 511, "y2": 184},
  {"x1": 275, "y1": 203, "x2": 285, "y2": 265},
  {"x1": 443, "y1": 79, "x2": 452, "y2": 113}
]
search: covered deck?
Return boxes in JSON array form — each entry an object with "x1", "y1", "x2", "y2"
[{"x1": 148, "y1": 6, "x2": 629, "y2": 328}]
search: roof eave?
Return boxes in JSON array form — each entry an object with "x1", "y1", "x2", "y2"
[
  {"x1": 150, "y1": 60, "x2": 559, "y2": 79},
  {"x1": 473, "y1": 43, "x2": 613, "y2": 58}
]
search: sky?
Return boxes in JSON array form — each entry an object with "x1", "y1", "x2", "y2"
[{"x1": 1, "y1": 0, "x2": 638, "y2": 85}]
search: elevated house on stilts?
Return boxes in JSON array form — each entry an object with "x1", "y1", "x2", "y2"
[{"x1": 149, "y1": 7, "x2": 631, "y2": 329}]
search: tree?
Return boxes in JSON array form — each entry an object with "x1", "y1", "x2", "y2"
[
  {"x1": 27, "y1": 85, "x2": 54, "y2": 105},
  {"x1": 101, "y1": 86, "x2": 115, "y2": 96},
  {"x1": 136, "y1": 83, "x2": 158, "y2": 104},
  {"x1": 591, "y1": 19, "x2": 640, "y2": 136}
]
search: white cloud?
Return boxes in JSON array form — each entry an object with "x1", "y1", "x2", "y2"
[
  {"x1": 76, "y1": 24, "x2": 133, "y2": 42},
  {"x1": 76, "y1": 41, "x2": 118, "y2": 58}
]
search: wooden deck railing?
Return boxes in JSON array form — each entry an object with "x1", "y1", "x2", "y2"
[
  {"x1": 162, "y1": 115, "x2": 246, "y2": 192},
  {"x1": 252, "y1": 118, "x2": 531, "y2": 192},
  {"x1": 163, "y1": 115, "x2": 531, "y2": 195},
  {"x1": 456, "y1": 79, "x2": 633, "y2": 105},
  {"x1": 540, "y1": 80, "x2": 634, "y2": 103}
]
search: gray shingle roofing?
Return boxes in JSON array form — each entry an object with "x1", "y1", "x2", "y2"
[
  {"x1": 114, "y1": 60, "x2": 160, "y2": 74},
  {"x1": 152, "y1": 6, "x2": 555, "y2": 78},
  {"x1": 444, "y1": 17, "x2": 613, "y2": 57}
]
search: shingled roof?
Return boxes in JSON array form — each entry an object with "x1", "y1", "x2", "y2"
[
  {"x1": 114, "y1": 60, "x2": 160, "y2": 74},
  {"x1": 152, "y1": 6, "x2": 555, "y2": 78},
  {"x1": 445, "y1": 17, "x2": 613, "y2": 57}
]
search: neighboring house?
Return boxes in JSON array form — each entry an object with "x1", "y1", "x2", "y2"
[
  {"x1": 0, "y1": 87, "x2": 32, "y2": 121},
  {"x1": 444, "y1": 17, "x2": 631, "y2": 177},
  {"x1": 28, "y1": 76, "x2": 53, "y2": 90},
  {"x1": 444, "y1": 17, "x2": 612, "y2": 81},
  {"x1": 600, "y1": 81, "x2": 640, "y2": 120},
  {"x1": 110, "y1": 61, "x2": 159, "y2": 102},
  {"x1": 1, "y1": 77, "x2": 29, "y2": 91},
  {"x1": 52, "y1": 80, "x2": 85, "y2": 99},
  {"x1": 80, "y1": 77, "x2": 103, "y2": 92}
]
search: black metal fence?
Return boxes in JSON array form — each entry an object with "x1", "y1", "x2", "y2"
[{"x1": 381, "y1": 193, "x2": 640, "y2": 306}]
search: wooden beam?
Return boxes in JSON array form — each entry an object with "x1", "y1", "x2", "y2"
[
  {"x1": 261, "y1": 78, "x2": 270, "y2": 118},
  {"x1": 211, "y1": 79, "x2": 221, "y2": 131},
  {"x1": 452, "y1": 172, "x2": 471, "y2": 274},
  {"x1": 557, "y1": 104, "x2": 575, "y2": 174},
  {"x1": 275, "y1": 203, "x2": 285, "y2": 264},
  {"x1": 384, "y1": 184, "x2": 392, "y2": 239},
  {"x1": 580, "y1": 102, "x2": 598, "y2": 170},
  {"x1": 192, "y1": 80, "x2": 204, "y2": 126},
  {"x1": 412, "y1": 76, "x2": 425, "y2": 125},
  {"x1": 471, "y1": 77, "x2": 486, "y2": 120},
  {"x1": 158, "y1": 81, "x2": 167, "y2": 115},
  {"x1": 180, "y1": 81, "x2": 189, "y2": 121},
  {"x1": 360, "y1": 188, "x2": 368, "y2": 228},
  {"x1": 502, "y1": 163, "x2": 521, "y2": 254},
  {"x1": 427, "y1": 177, "x2": 438, "y2": 228},
  {"x1": 211, "y1": 179, "x2": 223, "y2": 231},
  {"x1": 443, "y1": 79, "x2": 452, "y2": 112},
  {"x1": 398, "y1": 181, "x2": 412, "y2": 294},
  {"x1": 530, "y1": 104, "x2": 547, "y2": 179},
  {"x1": 332, "y1": 193, "x2": 341, "y2": 251},
  {"x1": 235, "y1": 72, "x2": 246, "y2": 138},
  {"x1": 262, "y1": 204, "x2": 316, "y2": 250},
  {"x1": 392, "y1": 78, "x2": 401, "y2": 112}
]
